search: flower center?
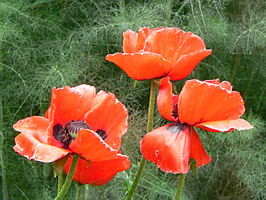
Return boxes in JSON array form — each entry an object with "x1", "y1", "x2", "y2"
[
  {"x1": 167, "y1": 123, "x2": 184, "y2": 134},
  {"x1": 53, "y1": 120, "x2": 108, "y2": 149},
  {"x1": 172, "y1": 104, "x2": 178, "y2": 119},
  {"x1": 96, "y1": 129, "x2": 107, "y2": 140},
  {"x1": 53, "y1": 120, "x2": 90, "y2": 148},
  {"x1": 65, "y1": 120, "x2": 91, "y2": 138}
]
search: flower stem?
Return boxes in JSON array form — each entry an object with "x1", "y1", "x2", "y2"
[
  {"x1": 126, "y1": 79, "x2": 158, "y2": 200},
  {"x1": 57, "y1": 171, "x2": 64, "y2": 193},
  {"x1": 54, "y1": 155, "x2": 79, "y2": 200},
  {"x1": 173, "y1": 173, "x2": 186, "y2": 200}
]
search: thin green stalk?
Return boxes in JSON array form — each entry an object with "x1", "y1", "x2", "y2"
[
  {"x1": 57, "y1": 171, "x2": 64, "y2": 193},
  {"x1": 75, "y1": 184, "x2": 83, "y2": 200},
  {"x1": 231, "y1": 54, "x2": 241, "y2": 82},
  {"x1": 54, "y1": 155, "x2": 79, "y2": 200},
  {"x1": 126, "y1": 79, "x2": 158, "y2": 200},
  {"x1": 166, "y1": 0, "x2": 173, "y2": 21},
  {"x1": 173, "y1": 174, "x2": 186, "y2": 200},
  {"x1": 0, "y1": 96, "x2": 8, "y2": 200},
  {"x1": 120, "y1": 0, "x2": 125, "y2": 16},
  {"x1": 84, "y1": 185, "x2": 89, "y2": 199}
]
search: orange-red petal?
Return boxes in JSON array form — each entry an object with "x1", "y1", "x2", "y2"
[
  {"x1": 189, "y1": 127, "x2": 211, "y2": 167},
  {"x1": 70, "y1": 129, "x2": 119, "y2": 161},
  {"x1": 178, "y1": 79, "x2": 245, "y2": 125},
  {"x1": 84, "y1": 90, "x2": 128, "y2": 150},
  {"x1": 168, "y1": 49, "x2": 212, "y2": 81},
  {"x1": 145, "y1": 28, "x2": 184, "y2": 62},
  {"x1": 205, "y1": 79, "x2": 233, "y2": 91},
  {"x1": 14, "y1": 132, "x2": 69, "y2": 162},
  {"x1": 134, "y1": 27, "x2": 149, "y2": 51},
  {"x1": 195, "y1": 119, "x2": 253, "y2": 132},
  {"x1": 105, "y1": 52, "x2": 171, "y2": 80},
  {"x1": 123, "y1": 30, "x2": 138, "y2": 53},
  {"x1": 140, "y1": 123, "x2": 191, "y2": 174},
  {"x1": 64, "y1": 155, "x2": 130, "y2": 185},
  {"x1": 13, "y1": 116, "x2": 49, "y2": 143},
  {"x1": 177, "y1": 33, "x2": 206, "y2": 56},
  {"x1": 50, "y1": 84, "x2": 96, "y2": 126},
  {"x1": 157, "y1": 77, "x2": 178, "y2": 121}
]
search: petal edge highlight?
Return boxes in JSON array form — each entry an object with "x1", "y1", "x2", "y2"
[
  {"x1": 14, "y1": 132, "x2": 69, "y2": 162},
  {"x1": 195, "y1": 119, "x2": 253, "y2": 132},
  {"x1": 70, "y1": 129, "x2": 119, "y2": 162}
]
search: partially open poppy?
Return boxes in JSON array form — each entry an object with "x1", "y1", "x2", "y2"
[
  {"x1": 106, "y1": 27, "x2": 212, "y2": 81},
  {"x1": 140, "y1": 77, "x2": 253, "y2": 173},
  {"x1": 13, "y1": 84, "x2": 130, "y2": 185}
]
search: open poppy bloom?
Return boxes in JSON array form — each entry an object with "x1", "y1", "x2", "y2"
[
  {"x1": 140, "y1": 77, "x2": 253, "y2": 173},
  {"x1": 13, "y1": 84, "x2": 130, "y2": 185},
  {"x1": 106, "y1": 27, "x2": 212, "y2": 81}
]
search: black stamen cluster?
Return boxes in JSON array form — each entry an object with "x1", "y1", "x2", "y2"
[
  {"x1": 53, "y1": 120, "x2": 108, "y2": 149},
  {"x1": 96, "y1": 129, "x2": 107, "y2": 140},
  {"x1": 172, "y1": 104, "x2": 178, "y2": 119}
]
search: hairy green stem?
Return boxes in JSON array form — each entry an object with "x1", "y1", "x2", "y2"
[
  {"x1": 126, "y1": 79, "x2": 158, "y2": 200},
  {"x1": 173, "y1": 173, "x2": 186, "y2": 200},
  {"x1": 54, "y1": 155, "x2": 79, "y2": 200},
  {"x1": 57, "y1": 171, "x2": 64, "y2": 193}
]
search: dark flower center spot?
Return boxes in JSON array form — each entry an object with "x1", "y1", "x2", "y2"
[
  {"x1": 53, "y1": 120, "x2": 90, "y2": 149},
  {"x1": 96, "y1": 129, "x2": 107, "y2": 140},
  {"x1": 167, "y1": 123, "x2": 184, "y2": 134},
  {"x1": 53, "y1": 120, "x2": 108, "y2": 148},
  {"x1": 172, "y1": 104, "x2": 178, "y2": 119}
]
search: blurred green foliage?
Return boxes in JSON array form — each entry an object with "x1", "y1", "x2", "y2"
[{"x1": 0, "y1": 0, "x2": 265, "y2": 199}]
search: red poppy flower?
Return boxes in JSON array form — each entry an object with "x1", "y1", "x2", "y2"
[
  {"x1": 106, "y1": 27, "x2": 212, "y2": 81},
  {"x1": 140, "y1": 77, "x2": 253, "y2": 173},
  {"x1": 13, "y1": 84, "x2": 130, "y2": 185}
]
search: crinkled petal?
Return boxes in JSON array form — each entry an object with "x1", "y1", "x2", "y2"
[
  {"x1": 13, "y1": 116, "x2": 49, "y2": 143},
  {"x1": 70, "y1": 129, "x2": 119, "y2": 161},
  {"x1": 145, "y1": 28, "x2": 185, "y2": 62},
  {"x1": 64, "y1": 155, "x2": 130, "y2": 185},
  {"x1": 168, "y1": 49, "x2": 212, "y2": 81},
  {"x1": 157, "y1": 77, "x2": 178, "y2": 121},
  {"x1": 219, "y1": 81, "x2": 233, "y2": 91},
  {"x1": 106, "y1": 52, "x2": 171, "y2": 80},
  {"x1": 84, "y1": 91, "x2": 128, "y2": 150},
  {"x1": 14, "y1": 132, "x2": 69, "y2": 162},
  {"x1": 195, "y1": 119, "x2": 253, "y2": 132},
  {"x1": 189, "y1": 127, "x2": 211, "y2": 167},
  {"x1": 135, "y1": 27, "x2": 167, "y2": 52},
  {"x1": 178, "y1": 79, "x2": 245, "y2": 125},
  {"x1": 134, "y1": 27, "x2": 149, "y2": 51},
  {"x1": 123, "y1": 30, "x2": 138, "y2": 53},
  {"x1": 50, "y1": 84, "x2": 96, "y2": 126},
  {"x1": 178, "y1": 33, "x2": 207, "y2": 56},
  {"x1": 140, "y1": 123, "x2": 191, "y2": 174},
  {"x1": 205, "y1": 79, "x2": 232, "y2": 91}
]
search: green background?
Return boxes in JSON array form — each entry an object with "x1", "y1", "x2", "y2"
[{"x1": 0, "y1": 0, "x2": 265, "y2": 199}]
